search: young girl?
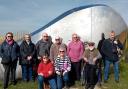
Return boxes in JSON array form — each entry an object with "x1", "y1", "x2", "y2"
[
  {"x1": 83, "y1": 42, "x2": 101, "y2": 89},
  {"x1": 37, "y1": 54, "x2": 57, "y2": 89},
  {"x1": 54, "y1": 47, "x2": 71, "y2": 89}
]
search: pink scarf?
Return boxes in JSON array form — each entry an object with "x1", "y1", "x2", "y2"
[{"x1": 6, "y1": 39, "x2": 14, "y2": 45}]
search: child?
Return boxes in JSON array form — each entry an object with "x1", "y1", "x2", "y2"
[
  {"x1": 83, "y1": 42, "x2": 101, "y2": 89},
  {"x1": 37, "y1": 54, "x2": 57, "y2": 89},
  {"x1": 54, "y1": 47, "x2": 71, "y2": 89}
]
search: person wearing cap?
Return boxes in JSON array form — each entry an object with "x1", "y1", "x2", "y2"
[
  {"x1": 0, "y1": 32, "x2": 20, "y2": 89},
  {"x1": 50, "y1": 36, "x2": 67, "y2": 63},
  {"x1": 20, "y1": 34, "x2": 36, "y2": 82},
  {"x1": 67, "y1": 33, "x2": 84, "y2": 83},
  {"x1": 37, "y1": 54, "x2": 57, "y2": 89},
  {"x1": 101, "y1": 31, "x2": 123, "y2": 83},
  {"x1": 83, "y1": 42, "x2": 101, "y2": 89},
  {"x1": 54, "y1": 47, "x2": 71, "y2": 89},
  {"x1": 36, "y1": 32, "x2": 52, "y2": 61}
]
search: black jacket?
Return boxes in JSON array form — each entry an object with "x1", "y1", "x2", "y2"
[
  {"x1": 101, "y1": 38, "x2": 123, "y2": 62},
  {"x1": 20, "y1": 41, "x2": 36, "y2": 65},
  {"x1": 0, "y1": 40, "x2": 20, "y2": 64}
]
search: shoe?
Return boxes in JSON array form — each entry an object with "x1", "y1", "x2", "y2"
[
  {"x1": 104, "y1": 80, "x2": 108, "y2": 83},
  {"x1": 63, "y1": 86, "x2": 69, "y2": 89},
  {"x1": 85, "y1": 84, "x2": 90, "y2": 89},
  {"x1": 4, "y1": 86, "x2": 7, "y2": 89},
  {"x1": 115, "y1": 80, "x2": 119, "y2": 83}
]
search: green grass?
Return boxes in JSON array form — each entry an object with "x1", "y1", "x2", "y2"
[
  {"x1": 0, "y1": 60, "x2": 128, "y2": 89},
  {"x1": 100, "y1": 60, "x2": 128, "y2": 89}
]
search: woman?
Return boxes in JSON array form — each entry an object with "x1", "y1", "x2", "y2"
[
  {"x1": 55, "y1": 47, "x2": 71, "y2": 89},
  {"x1": 67, "y1": 33, "x2": 84, "y2": 82},
  {"x1": 20, "y1": 34, "x2": 36, "y2": 82},
  {"x1": 37, "y1": 54, "x2": 57, "y2": 89},
  {"x1": 0, "y1": 32, "x2": 20, "y2": 89}
]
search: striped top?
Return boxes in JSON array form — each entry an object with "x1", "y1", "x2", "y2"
[{"x1": 54, "y1": 55, "x2": 71, "y2": 73}]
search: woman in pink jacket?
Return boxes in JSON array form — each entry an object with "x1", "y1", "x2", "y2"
[{"x1": 67, "y1": 33, "x2": 84, "y2": 83}]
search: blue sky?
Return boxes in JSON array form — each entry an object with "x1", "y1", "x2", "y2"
[{"x1": 0, "y1": 0, "x2": 128, "y2": 34}]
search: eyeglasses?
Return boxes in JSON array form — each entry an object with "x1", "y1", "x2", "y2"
[
  {"x1": 59, "y1": 51, "x2": 65, "y2": 53},
  {"x1": 43, "y1": 57, "x2": 48, "y2": 59},
  {"x1": 73, "y1": 36, "x2": 77, "y2": 38},
  {"x1": 43, "y1": 36, "x2": 48, "y2": 37},
  {"x1": 55, "y1": 39, "x2": 60, "y2": 41},
  {"x1": 7, "y1": 36, "x2": 13, "y2": 38}
]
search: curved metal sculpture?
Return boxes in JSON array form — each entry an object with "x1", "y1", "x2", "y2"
[{"x1": 31, "y1": 4, "x2": 127, "y2": 45}]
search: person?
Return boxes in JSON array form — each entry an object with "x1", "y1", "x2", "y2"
[
  {"x1": 101, "y1": 31, "x2": 123, "y2": 83},
  {"x1": 37, "y1": 54, "x2": 57, "y2": 89},
  {"x1": 83, "y1": 42, "x2": 101, "y2": 89},
  {"x1": 97, "y1": 33, "x2": 105, "y2": 66},
  {"x1": 0, "y1": 32, "x2": 20, "y2": 89},
  {"x1": 20, "y1": 34, "x2": 36, "y2": 82},
  {"x1": 67, "y1": 33, "x2": 84, "y2": 83},
  {"x1": 97, "y1": 33, "x2": 105, "y2": 85},
  {"x1": 50, "y1": 36, "x2": 67, "y2": 63},
  {"x1": 54, "y1": 47, "x2": 71, "y2": 89},
  {"x1": 36, "y1": 33, "x2": 52, "y2": 61}
]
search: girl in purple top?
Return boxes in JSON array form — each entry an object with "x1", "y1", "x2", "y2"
[{"x1": 67, "y1": 33, "x2": 84, "y2": 82}]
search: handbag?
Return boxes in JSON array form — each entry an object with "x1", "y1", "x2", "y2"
[{"x1": 1, "y1": 56, "x2": 12, "y2": 64}]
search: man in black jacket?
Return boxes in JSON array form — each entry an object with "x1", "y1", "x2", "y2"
[
  {"x1": 101, "y1": 31, "x2": 123, "y2": 83},
  {"x1": 20, "y1": 34, "x2": 36, "y2": 82},
  {"x1": 0, "y1": 32, "x2": 20, "y2": 89}
]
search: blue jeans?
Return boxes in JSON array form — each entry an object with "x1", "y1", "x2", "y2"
[
  {"x1": 22, "y1": 65, "x2": 33, "y2": 81},
  {"x1": 57, "y1": 72, "x2": 69, "y2": 89},
  {"x1": 104, "y1": 59, "x2": 119, "y2": 81},
  {"x1": 37, "y1": 75, "x2": 57, "y2": 89}
]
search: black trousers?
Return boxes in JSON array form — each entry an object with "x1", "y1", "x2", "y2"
[
  {"x1": 70, "y1": 61, "x2": 81, "y2": 82},
  {"x1": 2, "y1": 60, "x2": 17, "y2": 88},
  {"x1": 85, "y1": 64, "x2": 98, "y2": 89}
]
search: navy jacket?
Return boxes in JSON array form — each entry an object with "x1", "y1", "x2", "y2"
[
  {"x1": 0, "y1": 40, "x2": 20, "y2": 64},
  {"x1": 101, "y1": 38, "x2": 123, "y2": 62}
]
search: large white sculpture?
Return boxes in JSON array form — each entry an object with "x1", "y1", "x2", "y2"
[
  {"x1": 31, "y1": 4, "x2": 127, "y2": 45},
  {"x1": 0, "y1": 4, "x2": 127, "y2": 80}
]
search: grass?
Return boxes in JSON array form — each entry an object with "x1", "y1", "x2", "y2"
[{"x1": 0, "y1": 60, "x2": 128, "y2": 89}]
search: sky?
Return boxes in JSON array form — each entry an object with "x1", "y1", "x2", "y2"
[{"x1": 0, "y1": 0, "x2": 128, "y2": 35}]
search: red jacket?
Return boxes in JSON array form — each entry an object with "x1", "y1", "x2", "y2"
[{"x1": 38, "y1": 60, "x2": 54, "y2": 78}]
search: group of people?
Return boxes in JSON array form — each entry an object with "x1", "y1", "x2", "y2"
[{"x1": 0, "y1": 31, "x2": 123, "y2": 89}]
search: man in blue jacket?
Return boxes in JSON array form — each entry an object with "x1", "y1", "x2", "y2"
[{"x1": 102, "y1": 31, "x2": 123, "y2": 83}]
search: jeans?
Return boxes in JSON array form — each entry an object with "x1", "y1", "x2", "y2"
[
  {"x1": 57, "y1": 72, "x2": 69, "y2": 89},
  {"x1": 104, "y1": 59, "x2": 119, "y2": 81},
  {"x1": 37, "y1": 75, "x2": 57, "y2": 89},
  {"x1": 22, "y1": 64, "x2": 33, "y2": 81}
]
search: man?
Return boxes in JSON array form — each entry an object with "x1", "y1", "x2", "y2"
[
  {"x1": 97, "y1": 33, "x2": 105, "y2": 85},
  {"x1": 20, "y1": 34, "x2": 36, "y2": 82},
  {"x1": 83, "y1": 42, "x2": 101, "y2": 89},
  {"x1": 101, "y1": 31, "x2": 123, "y2": 83},
  {"x1": 50, "y1": 36, "x2": 67, "y2": 63},
  {"x1": 36, "y1": 33, "x2": 52, "y2": 61},
  {"x1": 0, "y1": 32, "x2": 20, "y2": 89}
]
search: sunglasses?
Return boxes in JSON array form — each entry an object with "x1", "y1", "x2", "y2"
[
  {"x1": 60, "y1": 51, "x2": 65, "y2": 52},
  {"x1": 7, "y1": 36, "x2": 13, "y2": 37}
]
